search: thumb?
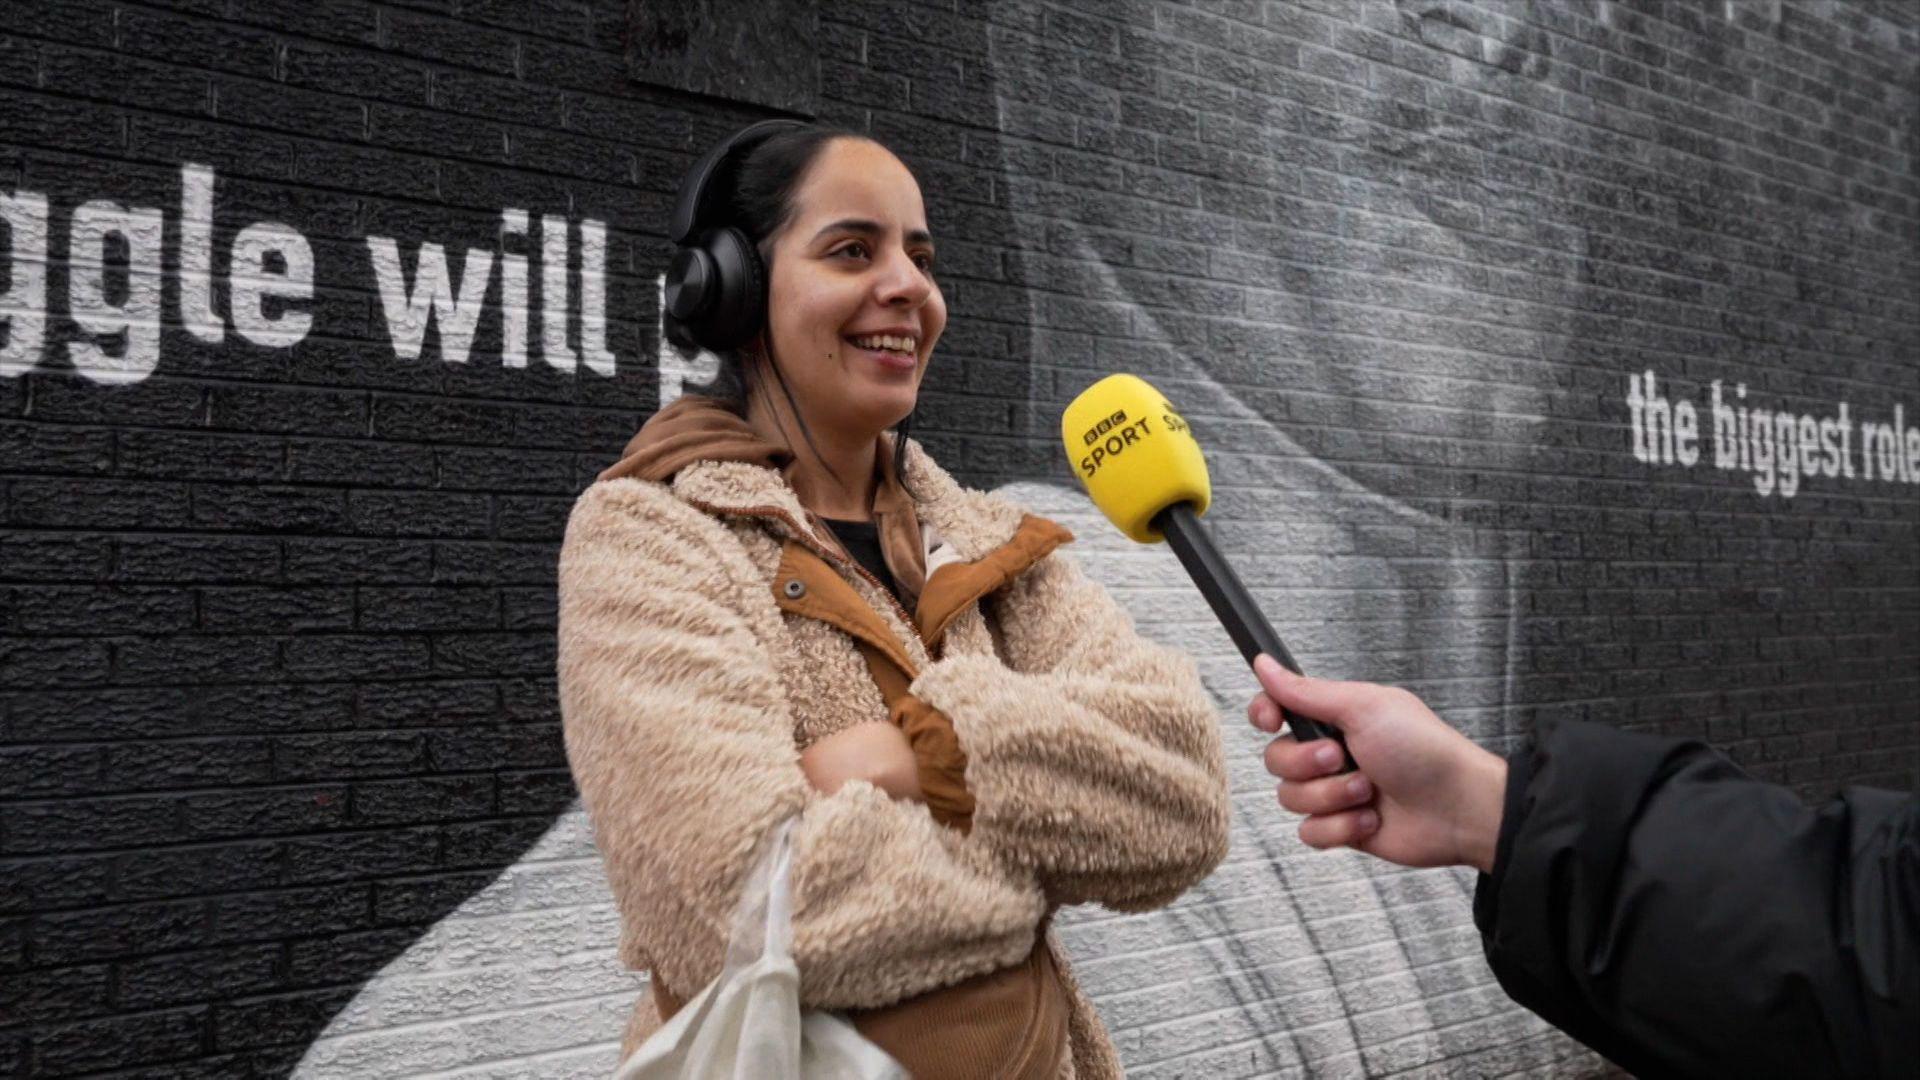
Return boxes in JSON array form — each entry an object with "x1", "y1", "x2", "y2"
[{"x1": 1251, "y1": 655, "x2": 1368, "y2": 733}]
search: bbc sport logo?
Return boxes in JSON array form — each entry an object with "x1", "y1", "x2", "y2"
[{"x1": 1083, "y1": 408, "x2": 1129, "y2": 446}]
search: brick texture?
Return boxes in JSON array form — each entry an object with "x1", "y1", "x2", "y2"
[{"x1": 2, "y1": 1, "x2": 1915, "y2": 1077}]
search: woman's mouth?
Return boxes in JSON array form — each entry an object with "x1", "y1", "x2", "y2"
[{"x1": 845, "y1": 333, "x2": 919, "y2": 371}]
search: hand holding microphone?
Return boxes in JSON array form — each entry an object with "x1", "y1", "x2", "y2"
[{"x1": 1250, "y1": 657, "x2": 1506, "y2": 869}]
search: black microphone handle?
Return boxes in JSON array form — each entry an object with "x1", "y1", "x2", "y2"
[{"x1": 1153, "y1": 503, "x2": 1356, "y2": 771}]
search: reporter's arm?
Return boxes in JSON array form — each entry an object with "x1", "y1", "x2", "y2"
[
  {"x1": 1255, "y1": 661, "x2": 1919, "y2": 1077},
  {"x1": 1478, "y1": 719, "x2": 1920, "y2": 1080}
]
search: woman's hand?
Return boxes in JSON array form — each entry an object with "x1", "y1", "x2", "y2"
[
  {"x1": 799, "y1": 721, "x2": 924, "y2": 802},
  {"x1": 1248, "y1": 656, "x2": 1507, "y2": 873}
]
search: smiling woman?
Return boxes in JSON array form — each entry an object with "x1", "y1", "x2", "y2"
[{"x1": 556, "y1": 121, "x2": 1233, "y2": 1078}]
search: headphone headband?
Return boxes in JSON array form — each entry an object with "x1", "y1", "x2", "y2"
[{"x1": 667, "y1": 119, "x2": 808, "y2": 245}]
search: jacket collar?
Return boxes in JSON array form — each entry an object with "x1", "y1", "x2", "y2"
[
  {"x1": 612, "y1": 393, "x2": 935, "y2": 599},
  {"x1": 684, "y1": 445, "x2": 1075, "y2": 666},
  {"x1": 672, "y1": 440, "x2": 1031, "y2": 563}
]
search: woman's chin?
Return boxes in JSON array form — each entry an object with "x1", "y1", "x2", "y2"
[
  {"x1": 839, "y1": 374, "x2": 922, "y2": 429},
  {"x1": 847, "y1": 390, "x2": 920, "y2": 436}
]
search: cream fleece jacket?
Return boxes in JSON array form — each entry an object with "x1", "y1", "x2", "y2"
[{"x1": 557, "y1": 442, "x2": 1230, "y2": 1075}]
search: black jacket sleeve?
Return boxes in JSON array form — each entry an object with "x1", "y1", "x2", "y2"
[{"x1": 1473, "y1": 719, "x2": 1919, "y2": 1079}]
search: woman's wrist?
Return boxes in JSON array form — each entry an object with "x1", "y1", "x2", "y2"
[{"x1": 799, "y1": 722, "x2": 924, "y2": 801}]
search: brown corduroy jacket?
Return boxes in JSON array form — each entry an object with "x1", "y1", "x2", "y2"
[{"x1": 557, "y1": 427, "x2": 1231, "y2": 1078}]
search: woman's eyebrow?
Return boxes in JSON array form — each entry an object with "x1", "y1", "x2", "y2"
[{"x1": 810, "y1": 218, "x2": 935, "y2": 246}]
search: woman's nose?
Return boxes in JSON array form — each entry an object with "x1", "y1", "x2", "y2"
[{"x1": 874, "y1": 250, "x2": 932, "y2": 307}]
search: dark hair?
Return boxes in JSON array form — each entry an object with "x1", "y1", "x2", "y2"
[{"x1": 672, "y1": 123, "x2": 918, "y2": 488}]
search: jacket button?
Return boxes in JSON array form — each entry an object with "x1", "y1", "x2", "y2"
[{"x1": 783, "y1": 579, "x2": 806, "y2": 599}]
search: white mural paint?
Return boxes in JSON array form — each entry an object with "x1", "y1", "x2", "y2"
[
  {"x1": 0, "y1": 190, "x2": 50, "y2": 377},
  {"x1": 363, "y1": 210, "x2": 616, "y2": 373},
  {"x1": 0, "y1": 163, "x2": 620, "y2": 380},
  {"x1": 230, "y1": 222, "x2": 315, "y2": 349},
  {"x1": 64, "y1": 199, "x2": 166, "y2": 384},
  {"x1": 367, "y1": 238, "x2": 496, "y2": 365},
  {"x1": 178, "y1": 163, "x2": 224, "y2": 344}
]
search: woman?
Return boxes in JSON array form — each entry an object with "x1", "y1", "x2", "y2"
[{"x1": 558, "y1": 121, "x2": 1230, "y2": 1079}]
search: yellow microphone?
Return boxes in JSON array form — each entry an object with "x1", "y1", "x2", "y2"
[{"x1": 1062, "y1": 374, "x2": 1351, "y2": 763}]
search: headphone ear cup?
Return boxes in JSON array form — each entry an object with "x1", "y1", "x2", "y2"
[
  {"x1": 693, "y1": 226, "x2": 767, "y2": 353},
  {"x1": 665, "y1": 247, "x2": 716, "y2": 324}
]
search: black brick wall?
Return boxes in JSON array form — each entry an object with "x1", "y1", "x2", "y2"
[{"x1": 2, "y1": 1, "x2": 1916, "y2": 1076}]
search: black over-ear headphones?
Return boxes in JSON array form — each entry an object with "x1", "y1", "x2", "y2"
[{"x1": 664, "y1": 119, "x2": 806, "y2": 353}]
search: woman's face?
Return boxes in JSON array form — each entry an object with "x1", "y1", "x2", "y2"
[{"x1": 761, "y1": 137, "x2": 945, "y2": 438}]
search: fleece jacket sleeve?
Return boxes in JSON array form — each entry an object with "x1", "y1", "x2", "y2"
[{"x1": 910, "y1": 547, "x2": 1232, "y2": 910}]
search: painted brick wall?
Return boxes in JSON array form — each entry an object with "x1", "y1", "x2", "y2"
[{"x1": 3, "y1": 1, "x2": 1915, "y2": 1078}]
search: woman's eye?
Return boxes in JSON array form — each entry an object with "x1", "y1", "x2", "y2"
[
  {"x1": 912, "y1": 252, "x2": 936, "y2": 273},
  {"x1": 835, "y1": 241, "x2": 870, "y2": 260}
]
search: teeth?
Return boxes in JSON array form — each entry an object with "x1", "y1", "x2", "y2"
[{"x1": 850, "y1": 334, "x2": 917, "y2": 353}]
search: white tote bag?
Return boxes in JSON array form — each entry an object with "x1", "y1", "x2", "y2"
[{"x1": 614, "y1": 819, "x2": 907, "y2": 1080}]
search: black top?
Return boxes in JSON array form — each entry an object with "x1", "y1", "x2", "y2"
[
  {"x1": 1474, "y1": 718, "x2": 1919, "y2": 1078},
  {"x1": 820, "y1": 517, "x2": 903, "y2": 604}
]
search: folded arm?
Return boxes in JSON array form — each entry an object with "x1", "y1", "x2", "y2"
[
  {"x1": 558, "y1": 481, "x2": 1044, "y2": 1009},
  {"x1": 911, "y1": 548, "x2": 1231, "y2": 909}
]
